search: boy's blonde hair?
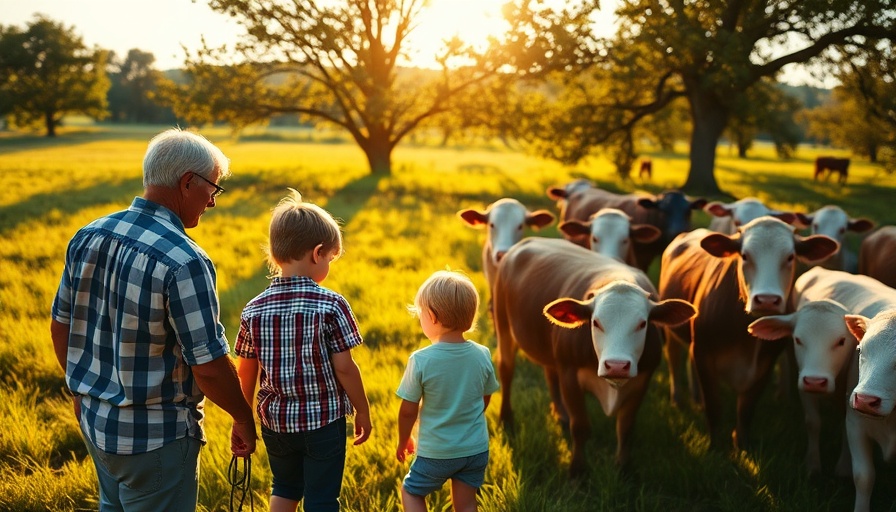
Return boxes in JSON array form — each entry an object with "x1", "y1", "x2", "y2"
[
  {"x1": 266, "y1": 188, "x2": 343, "y2": 274},
  {"x1": 411, "y1": 269, "x2": 480, "y2": 332}
]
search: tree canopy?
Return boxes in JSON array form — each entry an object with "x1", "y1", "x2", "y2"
[
  {"x1": 160, "y1": 0, "x2": 543, "y2": 174},
  {"x1": 520, "y1": 0, "x2": 896, "y2": 195},
  {"x1": 0, "y1": 16, "x2": 109, "y2": 137}
]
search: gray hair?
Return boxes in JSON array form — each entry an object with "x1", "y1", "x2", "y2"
[{"x1": 142, "y1": 128, "x2": 231, "y2": 187}]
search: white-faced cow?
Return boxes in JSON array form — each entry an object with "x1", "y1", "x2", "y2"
[
  {"x1": 749, "y1": 294, "x2": 855, "y2": 477},
  {"x1": 794, "y1": 205, "x2": 874, "y2": 272},
  {"x1": 492, "y1": 237, "x2": 696, "y2": 477},
  {"x1": 547, "y1": 180, "x2": 706, "y2": 272},
  {"x1": 858, "y1": 226, "x2": 896, "y2": 289},
  {"x1": 659, "y1": 217, "x2": 838, "y2": 449},
  {"x1": 558, "y1": 208, "x2": 662, "y2": 266},
  {"x1": 458, "y1": 197, "x2": 555, "y2": 297},
  {"x1": 704, "y1": 197, "x2": 798, "y2": 234}
]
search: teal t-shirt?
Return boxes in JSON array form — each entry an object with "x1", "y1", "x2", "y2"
[{"x1": 396, "y1": 341, "x2": 500, "y2": 459}]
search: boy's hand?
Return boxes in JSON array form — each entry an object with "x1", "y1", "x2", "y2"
[
  {"x1": 353, "y1": 411, "x2": 372, "y2": 445},
  {"x1": 396, "y1": 437, "x2": 416, "y2": 462}
]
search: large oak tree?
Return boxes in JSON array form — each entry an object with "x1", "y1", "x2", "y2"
[
  {"x1": 528, "y1": 0, "x2": 896, "y2": 195},
  {"x1": 160, "y1": 0, "x2": 591, "y2": 175}
]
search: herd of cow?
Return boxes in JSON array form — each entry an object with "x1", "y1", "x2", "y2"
[{"x1": 458, "y1": 180, "x2": 896, "y2": 512}]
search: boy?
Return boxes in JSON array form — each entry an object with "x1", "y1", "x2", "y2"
[
  {"x1": 234, "y1": 189, "x2": 371, "y2": 512},
  {"x1": 395, "y1": 270, "x2": 500, "y2": 512}
]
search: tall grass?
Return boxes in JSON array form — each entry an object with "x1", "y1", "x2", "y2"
[{"x1": 1, "y1": 126, "x2": 895, "y2": 511}]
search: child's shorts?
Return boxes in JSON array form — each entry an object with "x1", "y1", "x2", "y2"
[{"x1": 402, "y1": 450, "x2": 489, "y2": 497}]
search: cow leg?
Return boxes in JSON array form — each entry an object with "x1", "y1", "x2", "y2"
[
  {"x1": 558, "y1": 369, "x2": 590, "y2": 479},
  {"x1": 663, "y1": 332, "x2": 687, "y2": 407},
  {"x1": 692, "y1": 345, "x2": 723, "y2": 448},
  {"x1": 615, "y1": 375, "x2": 651, "y2": 470},
  {"x1": 848, "y1": 431, "x2": 875, "y2": 512},
  {"x1": 495, "y1": 306, "x2": 517, "y2": 429},
  {"x1": 800, "y1": 392, "x2": 823, "y2": 477},
  {"x1": 544, "y1": 367, "x2": 569, "y2": 425},
  {"x1": 733, "y1": 372, "x2": 773, "y2": 451}
]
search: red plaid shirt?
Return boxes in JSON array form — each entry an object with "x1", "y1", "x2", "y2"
[{"x1": 235, "y1": 276, "x2": 363, "y2": 432}]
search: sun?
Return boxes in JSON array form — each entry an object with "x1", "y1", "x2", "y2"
[{"x1": 404, "y1": 0, "x2": 510, "y2": 69}]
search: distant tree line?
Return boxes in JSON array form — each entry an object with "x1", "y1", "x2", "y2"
[{"x1": 1, "y1": 2, "x2": 894, "y2": 194}]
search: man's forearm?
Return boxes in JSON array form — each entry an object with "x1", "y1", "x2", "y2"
[{"x1": 192, "y1": 355, "x2": 254, "y2": 423}]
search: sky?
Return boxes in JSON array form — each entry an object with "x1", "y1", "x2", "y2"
[{"x1": 2, "y1": 0, "x2": 821, "y2": 85}]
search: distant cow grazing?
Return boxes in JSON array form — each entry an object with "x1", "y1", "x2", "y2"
[
  {"x1": 457, "y1": 197, "x2": 555, "y2": 298},
  {"x1": 795, "y1": 205, "x2": 874, "y2": 272},
  {"x1": 493, "y1": 237, "x2": 696, "y2": 476},
  {"x1": 547, "y1": 180, "x2": 706, "y2": 271},
  {"x1": 814, "y1": 156, "x2": 850, "y2": 184},
  {"x1": 638, "y1": 159, "x2": 653, "y2": 179},
  {"x1": 858, "y1": 226, "x2": 896, "y2": 288},
  {"x1": 558, "y1": 208, "x2": 661, "y2": 266},
  {"x1": 659, "y1": 217, "x2": 839, "y2": 449}
]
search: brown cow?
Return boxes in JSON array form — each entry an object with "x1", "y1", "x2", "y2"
[
  {"x1": 547, "y1": 180, "x2": 706, "y2": 271},
  {"x1": 638, "y1": 159, "x2": 653, "y2": 179},
  {"x1": 814, "y1": 156, "x2": 850, "y2": 184},
  {"x1": 493, "y1": 237, "x2": 696, "y2": 476},
  {"x1": 659, "y1": 217, "x2": 838, "y2": 449},
  {"x1": 858, "y1": 226, "x2": 896, "y2": 289}
]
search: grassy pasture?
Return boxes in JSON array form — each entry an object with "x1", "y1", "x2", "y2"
[{"x1": 1, "y1": 125, "x2": 895, "y2": 511}]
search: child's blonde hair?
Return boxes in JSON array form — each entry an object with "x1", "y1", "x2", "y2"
[
  {"x1": 266, "y1": 188, "x2": 343, "y2": 275},
  {"x1": 411, "y1": 269, "x2": 480, "y2": 332}
]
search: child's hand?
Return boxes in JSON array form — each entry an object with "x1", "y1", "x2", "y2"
[
  {"x1": 352, "y1": 411, "x2": 372, "y2": 446},
  {"x1": 396, "y1": 437, "x2": 416, "y2": 462}
]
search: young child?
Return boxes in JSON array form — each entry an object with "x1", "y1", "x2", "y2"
[
  {"x1": 395, "y1": 270, "x2": 500, "y2": 512},
  {"x1": 234, "y1": 189, "x2": 372, "y2": 512}
]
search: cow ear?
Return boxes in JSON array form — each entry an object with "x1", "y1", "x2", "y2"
[
  {"x1": 543, "y1": 298, "x2": 592, "y2": 328},
  {"x1": 704, "y1": 201, "x2": 732, "y2": 218},
  {"x1": 844, "y1": 314, "x2": 870, "y2": 342},
  {"x1": 848, "y1": 218, "x2": 875, "y2": 233},
  {"x1": 700, "y1": 232, "x2": 741, "y2": 258},
  {"x1": 648, "y1": 299, "x2": 697, "y2": 327},
  {"x1": 631, "y1": 224, "x2": 662, "y2": 244},
  {"x1": 793, "y1": 213, "x2": 812, "y2": 230},
  {"x1": 559, "y1": 220, "x2": 591, "y2": 238},
  {"x1": 458, "y1": 208, "x2": 488, "y2": 228},
  {"x1": 748, "y1": 314, "x2": 796, "y2": 341},
  {"x1": 690, "y1": 198, "x2": 708, "y2": 210},
  {"x1": 637, "y1": 197, "x2": 658, "y2": 209},
  {"x1": 771, "y1": 212, "x2": 798, "y2": 226},
  {"x1": 795, "y1": 234, "x2": 839, "y2": 263},
  {"x1": 526, "y1": 210, "x2": 556, "y2": 229},
  {"x1": 547, "y1": 186, "x2": 568, "y2": 200}
]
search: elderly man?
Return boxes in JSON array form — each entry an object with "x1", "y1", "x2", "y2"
[{"x1": 50, "y1": 128, "x2": 256, "y2": 511}]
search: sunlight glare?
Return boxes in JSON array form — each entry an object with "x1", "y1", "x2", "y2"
[{"x1": 404, "y1": 0, "x2": 509, "y2": 69}]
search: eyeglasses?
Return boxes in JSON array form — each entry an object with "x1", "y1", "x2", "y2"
[{"x1": 191, "y1": 172, "x2": 225, "y2": 199}]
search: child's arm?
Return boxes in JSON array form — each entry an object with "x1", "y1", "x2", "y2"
[
  {"x1": 396, "y1": 399, "x2": 419, "y2": 462},
  {"x1": 332, "y1": 350, "x2": 372, "y2": 445},
  {"x1": 236, "y1": 356, "x2": 259, "y2": 410}
]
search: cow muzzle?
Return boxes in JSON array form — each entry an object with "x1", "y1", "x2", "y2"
[{"x1": 852, "y1": 393, "x2": 886, "y2": 418}]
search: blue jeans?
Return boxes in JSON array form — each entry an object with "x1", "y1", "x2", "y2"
[
  {"x1": 82, "y1": 430, "x2": 201, "y2": 512},
  {"x1": 261, "y1": 417, "x2": 347, "y2": 512}
]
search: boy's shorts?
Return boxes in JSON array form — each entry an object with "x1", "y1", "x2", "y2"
[{"x1": 402, "y1": 450, "x2": 489, "y2": 497}]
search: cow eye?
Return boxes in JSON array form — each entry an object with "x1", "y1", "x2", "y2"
[
  {"x1": 786, "y1": 253, "x2": 795, "y2": 264},
  {"x1": 489, "y1": 222, "x2": 495, "y2": 229},
  {"x1": 517, "y1": 224, "x2": 523, "y2": 231},
  {"x1": 741, "y1": 253, "x2": 750, "y2": 263},
  {"x1": 637, "y1": 320, "x2": 646, "y2": 331},
  {"x1": 593, "y1": 319, "x2": 604, "y2": 331},
  {"x1": 794, "y1": 337, "x2": 802, "y2": 346},
  {"x1": 837, "y1": 337, "x2": 845, "y2": 347}
]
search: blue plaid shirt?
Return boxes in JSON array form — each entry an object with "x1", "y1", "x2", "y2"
[{"x1": 51, "y1": 197, "x2": 230, "y2": 455}]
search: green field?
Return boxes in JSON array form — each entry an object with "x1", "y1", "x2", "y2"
[{"x1": 2, "y1": 124, "x2": 895, "y2": 511}]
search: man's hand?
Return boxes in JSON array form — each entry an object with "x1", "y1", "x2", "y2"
[{"x1": 231, "y1": 420, "x2": 257, "y2": 457}]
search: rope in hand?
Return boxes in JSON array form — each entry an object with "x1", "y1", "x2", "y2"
[{"x1": 228, "y1": 455, "x2": 254, "y2": 512}]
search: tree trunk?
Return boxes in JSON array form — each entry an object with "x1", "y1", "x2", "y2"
[
  {"x1": 45, "y1": 112, "x2": 57, "y2": 137},
  {"x1": 362, "y1": 136, "x2": 393, "y2": 175},
  {"x1": 682, "y1": 92, "x2": 728, "y2": 196}
]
